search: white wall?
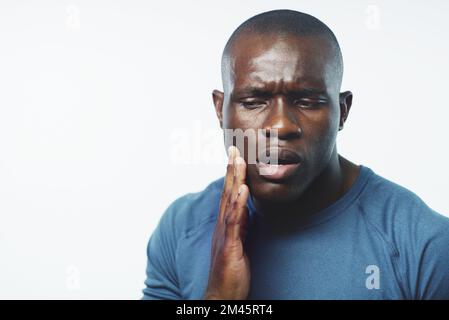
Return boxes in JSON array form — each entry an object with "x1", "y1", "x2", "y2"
[{"x1": 0, "y1": 0, "x2": 448, "y2": 299}]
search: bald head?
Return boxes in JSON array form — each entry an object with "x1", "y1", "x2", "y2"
[{"x1": 221, "y1": 9, "x2": 344, "y2": 92}]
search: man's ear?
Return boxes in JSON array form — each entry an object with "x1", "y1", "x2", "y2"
[
  {"x1": 212, "y1": 89, "x2": 224, "y2": 129},
  {"x1": 338, "y1": 91, "x2": 353, "y2": 131}
]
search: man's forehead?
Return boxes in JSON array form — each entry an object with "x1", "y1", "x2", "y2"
[{"x1": 224, "y1": 33, "x2": 339, "y2": 91}]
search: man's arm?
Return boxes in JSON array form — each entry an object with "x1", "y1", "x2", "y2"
[{"x1": 142, "y1": 146, "x2": 250, "y2": 300}]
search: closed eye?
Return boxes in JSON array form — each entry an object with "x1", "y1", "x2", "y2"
[
  {"x1": 239, "y1": 99, "x2": 268, "y2": 109},
  {"x1": 292, "y1": 98, "x2": 327, "y2": 109}
]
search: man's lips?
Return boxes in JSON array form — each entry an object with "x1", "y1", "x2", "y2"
[
  {"x1": 256, "y1": 148, "x2": 303, "y2": 181},
  {"x1": 256, "y1": 162, "x2": 301, "y2": 180}
]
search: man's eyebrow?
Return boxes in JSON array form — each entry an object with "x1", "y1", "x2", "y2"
[
  {"x1": 291, "y1": 88, "x2": 327, "y2": 95},
  {"x1": 231, "y1": 87, "x2": 272, "y2": 98},
  {"x1": 232, "y1": 86, "x2": 326, "y2": 97}
]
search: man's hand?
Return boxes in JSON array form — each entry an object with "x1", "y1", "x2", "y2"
[{"x1": 204, "y1": 146, "x2": 250, "y2": 300}]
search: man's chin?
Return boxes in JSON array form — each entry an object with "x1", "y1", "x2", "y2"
[{"x1": 249, "y1": 178, "x2": 304, "y2": 205}]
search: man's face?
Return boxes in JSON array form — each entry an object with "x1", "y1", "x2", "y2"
[{"x1": 215, "y1": 33, "x2": 345, "y2": 204}]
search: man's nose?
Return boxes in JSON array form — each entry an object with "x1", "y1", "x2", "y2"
[{"x1": 263, "y1": 96, "x2": 302, "y2": 140}]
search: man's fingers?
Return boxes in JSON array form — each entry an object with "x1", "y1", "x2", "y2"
[
  {"x1": 225, "y1": 184, "x2": 249, "y2": 243},
  {"x1": 231, "y1": 156, "x2": 246, "y2": 203},
  {"x1": 219, "y1": 146, "x2": 237, "y2": 223},
  {"x1": 232, "y1": 145, "x2": 241, "y2": 159},
  {"x1": 230, "y1": 155, "x2": 246, "y2": 208}
]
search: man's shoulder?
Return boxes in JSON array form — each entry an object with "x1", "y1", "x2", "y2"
[
  {"x1": 357, "y1": 166, "x2": 449, "y2": 253},
  {"x1": 359, "y1": 167, "x2": 447, "y2": 222},
  {"x1": 357, "y1": 166, "x2": 449, "y2": 299},
  {"x1": 156, "y1": 177, "x2": 224, "y2": 238}
]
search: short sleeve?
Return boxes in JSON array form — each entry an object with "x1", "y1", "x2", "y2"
[{"x1": 142, "y1": 202, "x2": 183, "y2": 300}]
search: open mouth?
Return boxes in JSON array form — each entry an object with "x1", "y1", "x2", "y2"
[
  {"x1": 256, "y1": 148, "x2": 302, "y2": 180},
  {"x1": 259, "y1": 158, "x2": 300, "y2": 165}
]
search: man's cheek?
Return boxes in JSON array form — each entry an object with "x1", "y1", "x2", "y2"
[{"x1": 246, "y1": 163, "x2": 260, "y2": 182}]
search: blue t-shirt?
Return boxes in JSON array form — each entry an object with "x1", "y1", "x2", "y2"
[{"x1": 142, "y1": 165, "x2": 449, "y2": 299}]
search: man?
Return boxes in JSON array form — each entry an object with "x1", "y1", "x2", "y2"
[{"x1": 142, "y1": 10, "x2": 449, "y2": 299}]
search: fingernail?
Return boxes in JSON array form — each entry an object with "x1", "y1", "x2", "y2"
[{"x1": 238, "y1": 184, "x2": 245, "y2": 195}]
